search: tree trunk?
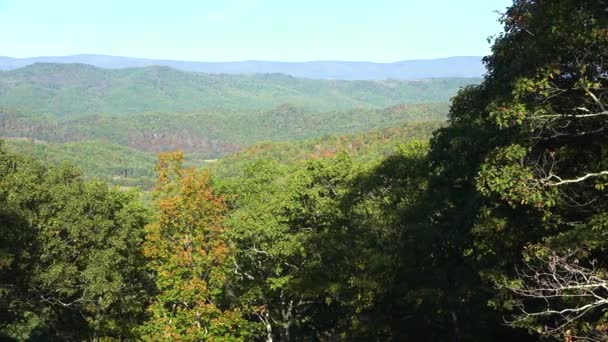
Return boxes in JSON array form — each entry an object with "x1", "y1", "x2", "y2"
[
  {"x1": 280, "y1": 322, "x2": 291, "y2": 342},
  {"x1": 279, "y1": 291, "x2": 293, "y2": 342},
  {"x1": 450, "y1": 310, "x2": 461, "y2": 342},
  {"x1": 264, "y1": 311, "x2": 273, "y2": 342}
]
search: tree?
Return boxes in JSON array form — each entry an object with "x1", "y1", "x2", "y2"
[
  {"x1": 446, "y1": 0, "x2": 608, "y2": 339},
  {"x1": 221, "y1": 145, "x2": 434, "y2": 340},
  {"x1": 220, "y1": 158, "x2": 331, "y2": 342},
  {"x1": 139, "y1": 152, "x2": 251, "y2": 341},
  {"x1": 0, "y1": 140, "x2": 151, "y2": 341}
]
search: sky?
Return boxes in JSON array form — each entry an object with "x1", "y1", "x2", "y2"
[{"x1": 0, "y1": 0, "x2": 513, "y2": 62}]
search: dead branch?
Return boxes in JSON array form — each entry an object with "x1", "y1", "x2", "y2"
[
  {"x1": 504, "y1": 253, "x2": 608, "y2": 341},
  {"x1": 542, "y1": 171, "x2": 608, "y2": 187}
]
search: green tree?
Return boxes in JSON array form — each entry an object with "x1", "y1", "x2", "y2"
[
  {"x1": 219, "y1": 158, "x2": 316, "y2": 342},
  {"x1": 412, "y1": 0, "x2": 608, "y2": 340},
  {"x1": 0, "y1": 140, "x2": 150, "y2": 341},
  {"x1": 470, "y1": 0, "x2": 608, "y2": 339},
  {"x1": 220, "y1": 146, "x2": 431, "y2": 340}
]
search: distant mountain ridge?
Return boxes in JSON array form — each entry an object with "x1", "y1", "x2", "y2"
[{"x1": 0, "y1": 54, "x2": 485, "y2": 80}]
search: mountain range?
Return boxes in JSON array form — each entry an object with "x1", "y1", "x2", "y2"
[
  {"x1": 0, "y1": 54, "x2": 485, "y2": 80},
  {"x1": 0, "y1": 61, "x2": 480, "y2": 187}
]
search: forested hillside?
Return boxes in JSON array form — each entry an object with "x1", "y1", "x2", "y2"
[
  {"x1": 0, "y1": 103, "x2": 447, "y2": 151},
  {"x1": 3, "y1": 139, "x2": 157, "y2": 188},
  {"x1": 0, "y1": 63, "x2": 475, "y2": 116},
  {"x1": 3, "y1": 120, "x2": 442, "y2": 188},
  {"x1": 0, "y1": 64, "x2": 462, "y2": 181},
  {"x1": 209, "y1": 120, "x2": 443, "y2": 178},
  {"x1": 2, "y1": 1, "x2": 607, "y2": 341}
]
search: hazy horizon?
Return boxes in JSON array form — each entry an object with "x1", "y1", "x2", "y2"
[
  {"x1": 0, "y1": 0, "x2": 512, "y2": 63},
  {"x1": 0, "y1": 53, "x2": 484, "y2": 63}
]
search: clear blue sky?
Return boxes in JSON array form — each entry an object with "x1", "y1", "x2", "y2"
[{"x1": 0, "y1": 0, "x2": 512, "y2": 62}]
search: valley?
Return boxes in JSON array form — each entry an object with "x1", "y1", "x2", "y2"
[{"x1": 0, "y1": 63, "x2": 474, "y2": 187}]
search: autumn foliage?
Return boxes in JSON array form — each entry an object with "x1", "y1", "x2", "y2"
[{"x1": 140, "y1": 151, "x2": 247, "y2": 341}]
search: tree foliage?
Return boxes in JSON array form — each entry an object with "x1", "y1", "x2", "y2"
[
  {"x1": 0, "y1": 141, "x2": 150, "y2": 341},
  {"x1": 139, "y1": 152, "x2": 251, "y2": 341}
]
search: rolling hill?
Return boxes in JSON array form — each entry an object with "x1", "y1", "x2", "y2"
[{"x1": 0, "y1": 63, "x2": 478, "y2": 117}]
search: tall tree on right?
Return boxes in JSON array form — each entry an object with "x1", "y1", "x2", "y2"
[{"x1": 436, "y1": 0, "x2": 608, "y2": 340}]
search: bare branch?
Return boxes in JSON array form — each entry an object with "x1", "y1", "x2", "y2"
[
  {"x1": 542, "y1": 171, "x2": 608, "y2": 187},
  {"x1": 503, "y1": 253, "x2": 608, "y2": 340},
  {"x1": 531, "y1": 111, "x2": 608, "y2": 119},
  {"x1": 583, "y1": 85, "x2": 607, "y2": 113}
]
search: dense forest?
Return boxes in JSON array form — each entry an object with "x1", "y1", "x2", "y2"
[
  {"x1": 1, "y1": 0, "x2": 608, "y2": 341},
  {"x1": 0, "y1": 103, "x2": 449, "y2": 157}
]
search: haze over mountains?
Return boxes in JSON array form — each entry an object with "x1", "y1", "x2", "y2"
[{"x1": 0, "y1": 54, "x2": 485, "y2": 80}]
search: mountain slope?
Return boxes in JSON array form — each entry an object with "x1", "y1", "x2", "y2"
[
  {"x1": 0, "y1": 55, "x2": 485, "y2": 80},
  {"x1": 0, "y1": 63, "x2": 478, "y2": 117},
  {"x1": 208, "y1": 120, "x2": 443, "y2": 178},
  {"x1": 2, "y1": 138, "x2": 157, "y2": 188},
  {"x1": 0, "y1": 103, "x2": 448, "y2": 158}
]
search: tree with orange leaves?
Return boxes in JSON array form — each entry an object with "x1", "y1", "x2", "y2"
[{"x1": 139, "y1": 152, "x2": 251, "y2": 341}]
